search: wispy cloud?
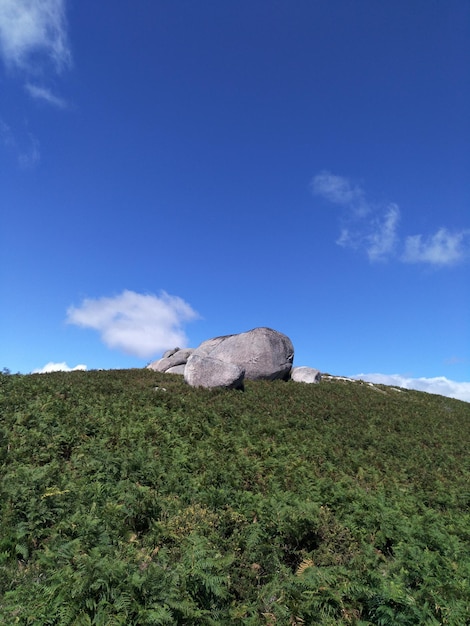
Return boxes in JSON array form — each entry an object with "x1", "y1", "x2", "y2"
[
  {"x1": 365, "y1": 204, "x2": 400, "y2": 262},
  {"x1": 66, "y1": 290, "x2": 200, "y2": 359},
  {"x1": 402, "y1": 228, "x2": 470, "y2": 266},
  {"x1": 0, "y1": 0, "x2": 71, "y2": 73},
  {"x1": 311, "y1": 171, "x2": 367, "y2": 213},
  {"x1": 312, "y1": 170, "x2": 469, "y2": 266},
  {"x1": 25, "y1": 82, "x2": 67, "y2": 108},
  {"x1": 353, "y1": 373, "x2": 470, "y2": 403},
  {"x1": 0, "y1": 0, "x2": 70, "y2": 115},
  {"x1": 0, "y1": 117, "x2": 40, "y2": 166},
  {"x1": 444, "y1": 356, "x2": 467, "y2": 366},
  {"x1": 33, "y1": 362, "x2": 87, "y2": 374},
  {"x1": 313, "y1": 171, "x2": 400, "y2": 261},
  {"x1": 0, "y1": 1, "x2": 71, "y2": 164}
]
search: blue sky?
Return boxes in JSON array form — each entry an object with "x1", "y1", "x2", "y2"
[{"x1": 1, "y1": 0, "x2": 469, "y2": 401}]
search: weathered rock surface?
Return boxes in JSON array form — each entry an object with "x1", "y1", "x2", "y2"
[
  {"x1": 188, "y1": 327, "x2": 294, "y2": 384},
  {"x1": 147, "y1": 348, "x2": 194, "y2": 373},
  {"x1": 184, "y1": 354, "x2": 245, "y2": 389},
  {"x1": 291, "y1": 366, "x2": 322, "y2": 384}
]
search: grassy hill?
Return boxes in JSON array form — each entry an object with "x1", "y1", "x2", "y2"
[{"x1": 0, "y1": 368, "x2": 469, "y2": 625}]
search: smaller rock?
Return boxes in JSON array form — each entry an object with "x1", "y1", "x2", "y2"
[
  {"x1": 184, "y1": 354, "x2": 245, "y2": 389},
  {"x1": 291, "y1": 366, "x2": 322, "y2": 384}
]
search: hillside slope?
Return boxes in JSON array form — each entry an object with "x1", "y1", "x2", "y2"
[{"x1": 1, "y1": 369, "x2": 469, "y2": 624}]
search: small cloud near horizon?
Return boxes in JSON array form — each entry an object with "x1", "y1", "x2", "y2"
[
  {"x1": 33, "y1": 362, "x2": 87, "y2": 374},
  {"x1": 352, "y1": 372, "x2": 470, "y2": 403},
  {"x1": 312, "y1": 170, "x2": 469, "y2": 266},
  {"x1": 66, "y1": 290, "x2": 200, "y2": 359}
]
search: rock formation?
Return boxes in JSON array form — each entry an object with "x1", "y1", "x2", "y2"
[{"x1": 147, "y1": 327, "x2": 322, "y2": 389}]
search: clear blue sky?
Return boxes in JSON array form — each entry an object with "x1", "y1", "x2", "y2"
[{"x1": 1, "y1": 1, "x2": 469, "y2": 400}]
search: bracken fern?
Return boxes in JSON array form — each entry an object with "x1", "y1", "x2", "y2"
[{"x1": 0, "y1": 369, "x2": 469, "y2": 624}]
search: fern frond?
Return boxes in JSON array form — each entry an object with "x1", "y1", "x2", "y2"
[{"x1": 296, "y1": 558, "x2": 314, "y2": 576}]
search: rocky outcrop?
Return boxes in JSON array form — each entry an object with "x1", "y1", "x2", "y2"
[
  {"x1": 184, "y1": 355, "x2": 245, "y2": 389},
  {"x1": 146, "y1": 327, "x2": 323, "y2": 390},
  {"x1": 187, "y1": 327, "x2": 294, "y2": 384},
  {"x1": 291, "y1": 366, "x2": 322, "y2": 384}
]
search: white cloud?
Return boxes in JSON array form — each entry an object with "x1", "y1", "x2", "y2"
[
  {"x1": 66, "y1": 290, "x2": 200, "y2": 359},
  {"x1": 353, "y1": 372, "x2": 470, "y2": 403},
  {"x1": 0, "y1": 0, "x2": 71, "y2": 73},
  {"x1": 402, "y1": 228, "x2": 470, "y2": 266},
  {"x1": 25, "y1": 82, "x2": 67, "y2": 107},
  {"x1": 33, "y1": 362, "x2": 87, "y2": 374}
]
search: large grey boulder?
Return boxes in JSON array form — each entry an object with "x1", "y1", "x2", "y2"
[
  {"x1": 184, "y1": 355, "x2": 245, "y2": 389},
  {"x1": 291, "y1": 366, "x2": 322, "y2": 384},
  {"x1": 187, "y1": 327, "x2": 294, "y2": 384},
  {"x1": 147, "y1": 348, "x2": 194, "y2": 373}
]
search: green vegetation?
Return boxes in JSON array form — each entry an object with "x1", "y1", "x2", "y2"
[{"x1": 1, "y1": 368, "x2": 469, "y2": 625}]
